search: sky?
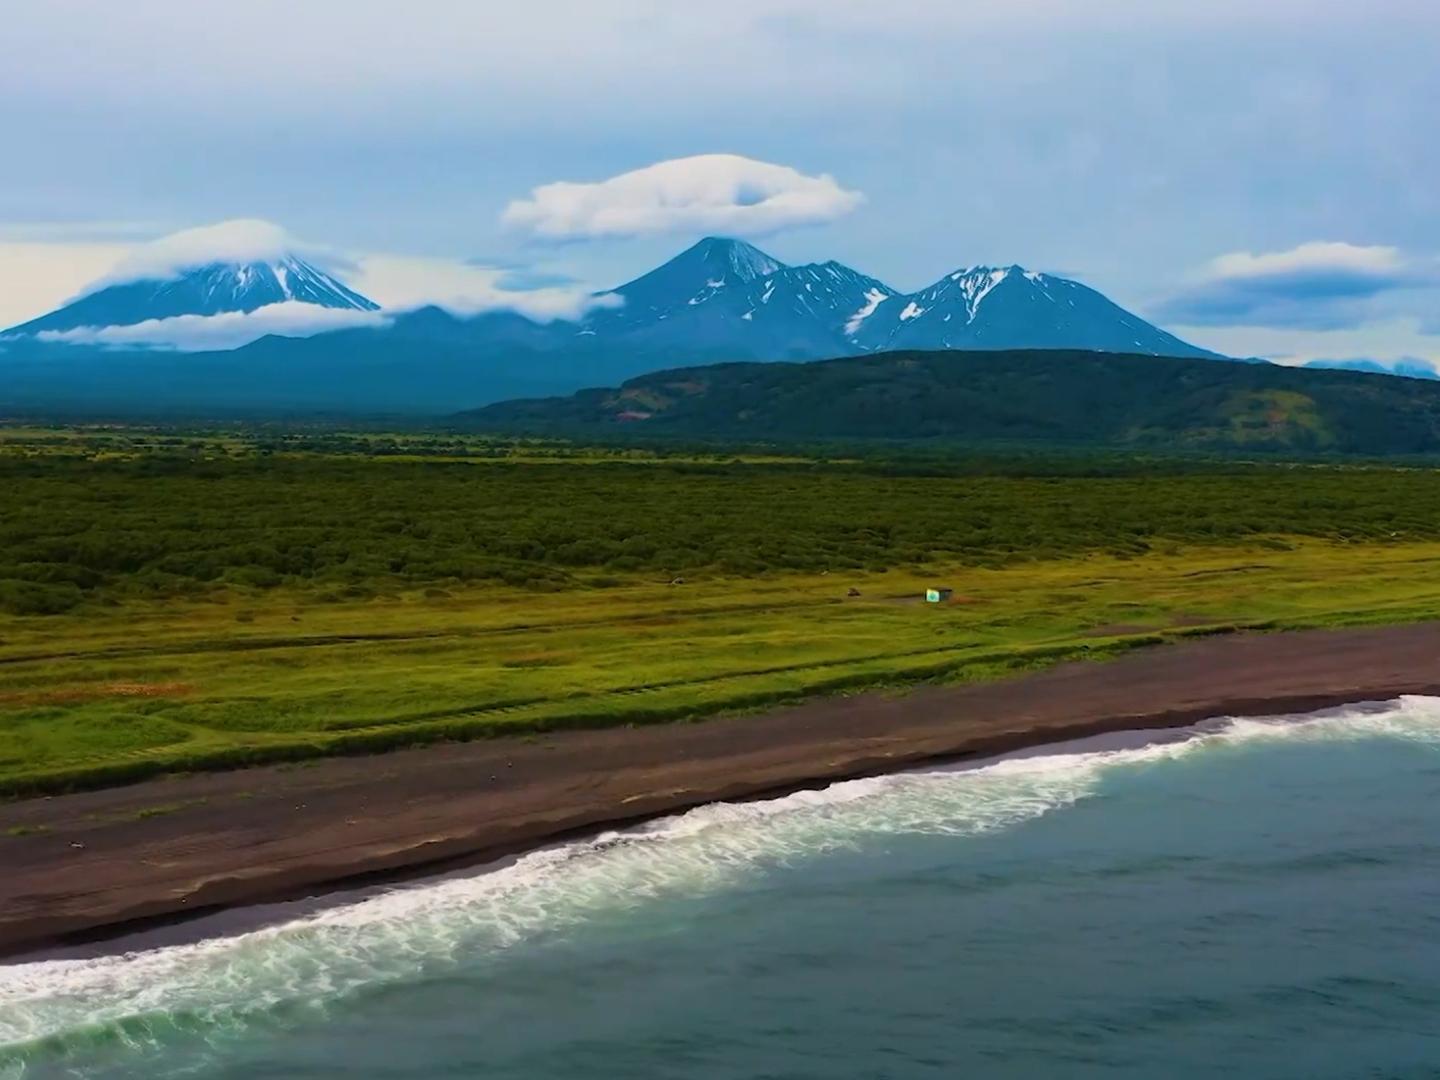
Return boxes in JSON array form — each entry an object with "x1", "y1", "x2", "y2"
[{"x1": 2, "y1": 0, "x2": 1438, "y2": 367}]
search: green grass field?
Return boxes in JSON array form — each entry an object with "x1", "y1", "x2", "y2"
[
  {"x1": 4, "y1": 427, "x2": 1440, "y2": 796},
  {"x1": 5, "y1": 540, "x2": 1440, "y2": 796}
]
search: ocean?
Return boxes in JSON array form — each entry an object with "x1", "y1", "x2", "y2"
[{"x1": 4, "y1": 698, "x2": 1440, "y2": 1078}]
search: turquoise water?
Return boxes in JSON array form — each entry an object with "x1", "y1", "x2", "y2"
[{"x1": 5, "y1": 698, "x2": 1440, "y2": 1078}]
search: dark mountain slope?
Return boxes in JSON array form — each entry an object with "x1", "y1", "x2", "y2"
[
  {"x1": 584, "y1": 238, "x2": 897, "y2": 358},
  {"x1": 461, "y1": 349, "x2": 1440, "y2": 456}
]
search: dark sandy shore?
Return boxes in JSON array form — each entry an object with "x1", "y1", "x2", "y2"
[{"x1": 5, "y1": 622, "x2": 1440, "y2": 959}]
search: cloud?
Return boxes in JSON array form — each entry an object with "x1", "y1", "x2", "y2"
[
  {"x1": 0, "y1": 219, "x2": 619, "y2": 333},
  {"x1": 1205, "y1": 242, "x2": 1404, "y2": 284},
  {"x1": 35, "y1": 302, "x2": 389, "y2": 352},
  {"x1": 0, "y1": 220, "x2": 161, "y2": 243},
  {"x1": 16, "y1": 248, "x2": 613, "y2": 347},
  {"x1": 501, "y1": 153, "x2": 863, "y2": 241},
  {"x1": 26, "y1": 249, "x2": 616, "y2": 347},
  {"x1": 350, "y1": 255, "x2": 616, "y2": 322},
  {"x1": 0, "y1": 221, "x2": 335, "y2": 328},
  {"x1": 493, "y1": 269, "x2": 582, "y2": 290},
  {"x1": 1157, "y1": 242, "x2": 1432, "y2": 330},
  {"x1": 87, "y1": 219, "x2": 349, "y2": 293}
]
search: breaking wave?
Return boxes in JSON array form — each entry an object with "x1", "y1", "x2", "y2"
[{"x1": 4, "y1": 695, "x2": 1439, "y2": 1076}]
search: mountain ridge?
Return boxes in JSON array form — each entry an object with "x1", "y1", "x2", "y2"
[
  {"x1": 578, "y1": 237, "x2": 1224, "y2": 361},
  {"x1": 459, "y1": 348, "x2": 1440, "y2": 456},
  {"x1": 2, "y1": 235, "x2": 1237, "y2": 415},
  {"x1": 4, "y1": 234, "x2": 1221, "y2": 363}
]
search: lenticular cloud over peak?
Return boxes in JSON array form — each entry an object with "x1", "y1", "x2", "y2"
[
  {"x1": 2, "y1": 219, "x2": 379, "y2": 340},
  {"x1": 501, "y1": 153, "x2": 864, "y2": 241},
  {"x1": 94, "y1": 218, "x2": 342, "y2": 289}
]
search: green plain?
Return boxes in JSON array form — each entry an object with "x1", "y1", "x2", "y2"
[{"x1": 3, "y1": 428, "x2": 1440, "y2": 796}]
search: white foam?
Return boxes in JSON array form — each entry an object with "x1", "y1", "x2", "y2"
[
  {"x1": 4, "y1": 697, "x2": 1439, "y2": 1060},
  {"x1": 1197, "y1": 694, "x2": 1440, "y2": 748}
]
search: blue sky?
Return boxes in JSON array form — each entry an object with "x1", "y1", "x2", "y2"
[{"x1": 2, "y1": 0, "x2": 1437, "y2": 366}]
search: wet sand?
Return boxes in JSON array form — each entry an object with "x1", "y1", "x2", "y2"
[{"x1": 5, "y1": 622, "x2": 1440, "y2": 959}]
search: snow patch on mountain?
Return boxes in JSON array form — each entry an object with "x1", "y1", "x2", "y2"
[
  {"x1": 717, "y1": 240, "x2": 783, "y2": 282},
  {"x1": 954, "y1": 267, "x2": 1009, "y2": 321},
  {"x1": 844, "y1": 287, "x2": 889, "y2": 335}
]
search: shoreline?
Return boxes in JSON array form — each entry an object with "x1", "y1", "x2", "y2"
[
  {"x1": 9, "y1": 720, "x2": 1263, "y2": 963},
  {"x1": 5, "y1": 621, "x2": 1440, "y2": 961}
]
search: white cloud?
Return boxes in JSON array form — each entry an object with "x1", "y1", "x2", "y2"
[
  {"x1": 90, "y1": 219, "x2": 346, "y2": 290},
  {"x1": 0, "y1": 219, "x2": 615, "y2": 333},
  {"x1": 35, "y1": 303, "x2": 390, "y2": 352},
  {"x1": 351, "y1": 255, "x2": 617, "y2": 322},
  {"x1": 24, "y1": 254, "x2": 613, "y2": 347},
  {"x1": 1204, "y1": 241, "x2": 1406, "y2": 282},
  {"x1": 501, "y1": 153, "x2": 863, "y2": 240},
  {"x1": 0, "y1": 221, "x2": 347, "y2": 328},
  {"x1": 4, "y1": 3, "x2": 1393, "y2": 119},
  {"x1": 1156, "y1": 241, "x2": 1434, "y2": 330},
  {"x1": 0, "y1": 221, "x2": 160, "y2": 243}
]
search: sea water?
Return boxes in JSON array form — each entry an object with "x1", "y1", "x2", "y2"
[{"x1": 4, "y1": 698, "x2": 1440, "y2": 1078}]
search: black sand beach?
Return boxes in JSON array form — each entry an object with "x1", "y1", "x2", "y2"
[{"x1": 5, "y1": 622, "x2": 1440, "y2": 958}]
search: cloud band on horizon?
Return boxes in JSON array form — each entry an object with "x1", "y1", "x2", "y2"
[
  {"x1": 35, "y1": 303, "x2": 391, "y2": 352},
  {"x1": 1157, "y1": 241, "x2": 1434, "y2": 331}
]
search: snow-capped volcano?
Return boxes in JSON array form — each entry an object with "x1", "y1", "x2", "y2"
[
  {"x1": 2, "y1": 220, "x2": 379, "y2": 338},
  {"x1": 593, "y1": 236, "x2": 784, "y2": 329},
  {"x1": 579, "y1": 239, "x2": 1217, "y2": 361},
  {"x1": 6, "y1": 255, "x2": 378, "y2": 336},
  {"x1": 585, "y1": 238, "x2": 897, "y2": 357},
  {"x1": 847, "y1": 264, "x2": 1219, "y2": 358}
]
